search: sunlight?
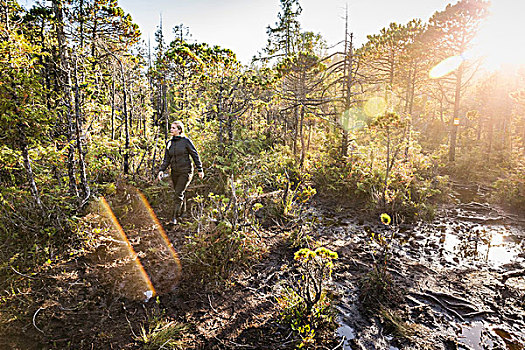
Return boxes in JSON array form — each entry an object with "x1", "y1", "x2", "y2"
[
  {"x1": 340, "y1": 107, "x2": 367, "y2": 132},
  {"x1": 364, "y1": 96, "x2": 387, "y2": 117},
  {"x1": 429, "y1": 55, "x2": 463, "y2": 79},
  {"x1": 134, "y1": 188, "x2": 182, "y2": 283},
  {"x1": 98, "y1": 197, "x2": 156, "y2": 300},
  {"x1": 472, "y1": 0, "x2": 525, "y2": 69}
]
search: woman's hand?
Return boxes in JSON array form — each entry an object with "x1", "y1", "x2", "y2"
[{"x1": 198, "y1": 171, "x2": 204, "y2": 179}]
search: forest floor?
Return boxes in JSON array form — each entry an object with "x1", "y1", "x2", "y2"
[{"x1": 1, "y1": 182, "x2": 524, "y2": 349}]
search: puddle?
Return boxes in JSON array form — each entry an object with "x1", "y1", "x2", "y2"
[
  {"x1": 320, "y1": 186, "x2": 525, "y2": 350},
  {"x1": 441, "y1": 225, "x2": 523, "y2": 267},
  {"x1": 493, "y1": 328, "x2": 525, "y2": 350},
  {"x1": 457, "y1": 321, "x2": 494, "y2": 349},
  {"x1": 457, "y1": 322, "x2": 525, "y2": 350},
  {"x1": 336, "y1": 318, "x2": 355, "y2": 350}
]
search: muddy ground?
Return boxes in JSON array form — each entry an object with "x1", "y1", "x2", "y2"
[{"x1": 1, "y1": 183, "x2": 524, "y2": 349}]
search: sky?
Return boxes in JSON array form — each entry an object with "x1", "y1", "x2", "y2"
[
  {"x1": 21, "y1": 0, "x2": 525, "y2": 68},
  {"x1": 115, "y1": 0, "x2": 452, "y2": 63}
]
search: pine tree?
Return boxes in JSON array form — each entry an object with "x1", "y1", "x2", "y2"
[{"x1": 425, "y1": 0, "x2": 489, "y2": 161}]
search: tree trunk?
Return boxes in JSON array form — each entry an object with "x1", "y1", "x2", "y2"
[
  {"x1": 121, "y1": 62, "x2": 130, "y2": 175},
  {"x1": 52, "y1": 0, "x2": 78, "y2": 197},
  {"x1": 449, "y1": 63, "x2": 463, "y2": 162},
  {"x1": 383, "y1": 127, "x2": 390, "y2": 207},
  {"x1": 111, "y1": 78, "x2": 115, "y2": 139},
  {"x1": 292, "y1": 108, "x2": 298, "y2": 157},
  {"x1": 21, "y1": 144, "x2": 43, "y2": 210},
  {"x1": 341, "y1": 30, "x2": 353, "y2": 157},
  {"x1": 73, "y1": 53, "x2": 91, "y2": 206},
  {"x1": 299, "y1": 105, "x2": 305, "y2": 168}
]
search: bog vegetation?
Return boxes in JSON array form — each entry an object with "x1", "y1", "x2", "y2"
[{"x1": 1, "y1": 0, "x2": 524, "y2": 348}]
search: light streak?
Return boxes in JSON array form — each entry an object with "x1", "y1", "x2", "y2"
[
  {"x1": 429, "y1": 55, "x2": 463, "y2": 79},
  {"x1": 98, "y1": 196, "x2": 156, "y2": 299},
  {"x1": 134, "y1": 188, "x2": 182, "y2": 282}
]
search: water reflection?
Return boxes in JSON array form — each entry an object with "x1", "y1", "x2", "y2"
[
  {"x1": 440, "y1": 225, "x2": 522, "y2": 267},
  {"x1": 336, "y1": 318, "x2": 355, "y2": 350},
  {"x1": 457, "y1": 321, "x2": 494, "y2": 350}
]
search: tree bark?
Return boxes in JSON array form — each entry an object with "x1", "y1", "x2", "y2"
[
  {"x1": 21, "y1": 144, "x2": 43, "y2": 210},
  {"x1": 449, "y1": 63, "x2": 463, "y2": 162},
  {"x1": 73, "y1": 53, "x2": 91, "y2": 206},
  {"x1": 52, "y1": 0, "x2": 79, "y2": 197}
]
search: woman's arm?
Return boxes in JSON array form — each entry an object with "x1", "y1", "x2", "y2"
[
  {"x1": 187, "y1": 139, "x2": 204, "y2": 178},
  {"x1": 158, "y1": 140, "x2": 172, "y2": 180}
]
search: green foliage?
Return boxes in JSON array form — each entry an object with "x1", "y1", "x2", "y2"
[
  {"x1": 313, "y1": 124, "x2": 440, "y2": 221},
  {"x1": 0, "y1": 142, "x2": 82, "y2": 278},
  {"x1": 492, "y1": 160, "x2": 525, "y2": 212},
  {"x1": 135, "y1": 309, "x2": 189, "y2": 350},
  {"x1": 0, "y1": 25, "x2": 51, "y2": 149},
  {"x1": 277, "y1": 247, "x2": 338, "y2": 348},
  {"x1": 359, "y1": 214, "x2": 403, "y2": 311},
  {"x1": 183, "y1": 187, "x2": 266, "y2": 287}
]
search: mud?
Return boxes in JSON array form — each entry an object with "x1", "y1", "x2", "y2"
[
  {"x1": 1, "y1": 182, "x2": 523, "y2": 349},
  {"x1": 315, "y1": 183, "x2": 525, "y2": 349}
]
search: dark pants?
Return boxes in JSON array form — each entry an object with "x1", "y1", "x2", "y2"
[{"x1": 171, "y1": 171, "x2": 193, "y2": 219}]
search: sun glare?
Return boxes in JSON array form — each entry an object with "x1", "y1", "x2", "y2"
[
  {"x1": 429, "y1": 55, "x2": 464, "y2": 79},
  {"x1": 98, "y1": 197, "x2": 156, "y2": 300},
  {"x1": 364, "y1": 96, "x2": 387, "y2": 117},
  {"x1": 472, "y1": 0, "x2": 525, "y2": 69}
]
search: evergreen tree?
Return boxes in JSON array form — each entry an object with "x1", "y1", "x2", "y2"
[
  {"x1": 262, "y1": 0, "x2": 303, "y2": 59},
  {"x1": 425, "y1": 0, "x2": 489, "y2": 161}
]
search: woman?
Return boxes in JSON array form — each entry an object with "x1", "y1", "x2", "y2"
[{"x1": 157, "y1": 121, "x2": 204, "y2": 225}]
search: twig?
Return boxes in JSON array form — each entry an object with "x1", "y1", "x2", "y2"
[
  {"x1": 331, "y1": 337, "x2": 346, "y2": 350},
  {"x1": 124, "y1": 308, "x2": 138, "y2": 338},
  {"x1": 208, "y1": 294, "x2": 219, "y2": 314},
  {"x1": 10, "y1": 265, "x2": 38, "y2": 280},
  {"x1": 33, "y1": 307, "x2": 45, "y2": 334},
  {"x1": 207, "y1": 294, "x2": 232, "y2": 320},
  {"x1": 225, "y1": 339, "x2": 257, "y2": 348}
]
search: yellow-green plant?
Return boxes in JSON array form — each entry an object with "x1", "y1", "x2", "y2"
[
  {"x1": 136, "y1": 320, "x2": 188, "y2": 350},
  {"x1": 360, "y1": 213, "x2": 402, "y2": 310},
  {"x1": 293, "y1": 247, "x2": 338, "y2": 315},
  {"x1": 277, "y1": 247, "x2": 338, "y2": 347},
  {"x1": 134, "y1": 308, "x2": 189, "y2": 350}
]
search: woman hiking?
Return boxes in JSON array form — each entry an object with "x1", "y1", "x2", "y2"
[{"x1": 157, "y1": 121, "x2": 204, "y2": 225}]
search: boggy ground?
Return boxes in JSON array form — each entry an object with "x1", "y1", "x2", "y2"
[
  {"x1": 1, "y1": 183, "x2": 524, "y2": 349},
  {"x1": 316, "y1": 183, "x2": 525, "y2": 350}
]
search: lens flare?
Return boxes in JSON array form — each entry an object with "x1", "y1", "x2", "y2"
[
  {"x1": 364, "y1": 96, "x2": 387, "y2": 117},
  {"x1": 98, "y1": 196, "x2": 156, "y2": 300},
  {"x1": 429, "y1": 55, "x2": 463, "y2": 79},
  {"x1": 134, "y1": 188, "x2": 182, "y2": 284},
  {"x1": 340, "y1": 107, "x2": 367, "y2": 132}
]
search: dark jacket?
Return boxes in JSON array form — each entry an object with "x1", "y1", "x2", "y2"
[{"x1": 160, "y1": 136, "x2": 203, "y2": 174}]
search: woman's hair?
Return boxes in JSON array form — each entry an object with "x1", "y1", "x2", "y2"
[{"x1": 172, "y1": 120, "x2": 184, "y2": 134}]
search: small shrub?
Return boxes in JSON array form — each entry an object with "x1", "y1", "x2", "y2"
[
  {"x1": 183, "y1": 188, "x2": 266, "y2": 288},
  {"x1": 492, "y1": 165, "x2": 525, "y2": 212},
  {"x1": 359, "y1": 213, "x2": 404, "y2": 311},
  {"x1": 277, "y1": 247, "x2": 338, "y2": 348},
  {"x1": 135, "y1": 310, "x2": 189, "y2": 350}
]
